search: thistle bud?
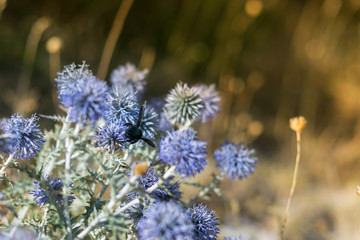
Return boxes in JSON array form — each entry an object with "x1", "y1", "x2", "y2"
[
  {"x1": 134, "y1": 162, "x2": 149, "y2": 176},
  {"x1": 289, "y1": 116, "x2": 307, "y2": 133}
]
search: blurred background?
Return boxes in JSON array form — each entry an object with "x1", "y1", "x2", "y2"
[{"x1": 1, "y1": 0, "x2": 360, "y2": 239}]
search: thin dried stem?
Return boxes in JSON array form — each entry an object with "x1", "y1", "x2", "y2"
[
  {"x1": 97, "y1": 0, "x2": 135, "y2": 80},
  {"x1": 280, "y1": 131, "x2": 301, "y2": 240}
]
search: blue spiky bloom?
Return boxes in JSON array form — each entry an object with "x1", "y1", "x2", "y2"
[
  {"x1": 186, "y1": 204, "x2": 219, "y2": 240},
  {"x1": 137, "y1": 201, "x2": 194, "y2": 240},
  {"x1": 136, "y1": 168, "x2": 181, "y2": 201},
  {"x1": 214, "y1": 141, "x2": 257, "y2": 180},
  {"x1": 110, "y1": 63, "x2": 148, "y2": 94},
  {"x1": 195, "y1": 84, "x2": 220, "y2": 122},
  {"x1": 159, "y1": 129, "x2": 207, "y2": 178},
  {"x1": 2, "y1": 114, "x2": 44, "y2": 160},
  {"x1": 60, "y1": 76, "x2": 110, "y2": 125},
  {"x1": 105, "y1": 88, "x2": 139, "y2": 125},
  {"x1": 94, "y1": 121, "x2": 128, "y2": 151},
  {"x1": 164, "y1": 82, "x2": 204, "y2": 126},
  {"x1": 30, "y1": 175, "x2": 75, "y2": 207},
  {"x1": 55, "y1": 62, "x2": 92, "y2": 96},
  {"x1": 138, "y1": 105, "x2": 158, "y2": 139}
]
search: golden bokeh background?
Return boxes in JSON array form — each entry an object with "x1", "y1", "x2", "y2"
[{"x1": 1, "y1": 0, "x2": 360, "y2": 239}]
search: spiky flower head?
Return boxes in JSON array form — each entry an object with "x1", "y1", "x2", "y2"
[
  {"x1": 110, "y1": 63, "x2": 148, "y2": 94},
  {"x1": 137, "y1": 201, "x2": 194, "y2": 240},
  {"x1": 186, "y1": 204, "x2": 219, "y2": 240},
  {"x1": 55, "y1": 62, "x2": 92, "y2": 96},
  {"x1": 105, "y1": 88, "x2": 139, "y2": 125},
  {"x1": 60, "y1": 76, "x2": 110, "y2": 125},
  {"x1": 138, "y1": 105, "x2": 158, "y2": 139},
  {"x1": 164, "y1": 82, "x2": 204, "y2": 126},
  {"x1": 159, "y1": 129, "x2": 207, "y2": 178},
  {"x1": 195, "y1": 84, "x2": 220, "y2": 122},
  {"x1": 94, "y1": 121, "x2": 128, "y2": 151},
  {"x1": 136, "y1": 168, "x2": 181, "y2": 201},
  {"x1": 214, "y1": 141, "x2": 257, "y2": 180},
  {"x1": 30, "y1": 175, "x2": 75, "y2": 207},
  {"x1": 2, "y1": 114, "x2": 44, "y2": 160}
]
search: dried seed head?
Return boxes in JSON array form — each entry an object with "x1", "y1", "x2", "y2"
[
  {"x1": 134, "y1": 162, "x2": 149, "y2": 176},
  {"x1": 289, "y1": 116, "x2": 307, "y2": 132},
  {"x1": 356, "y1": 186, "x2": 360, "y2": 198}
]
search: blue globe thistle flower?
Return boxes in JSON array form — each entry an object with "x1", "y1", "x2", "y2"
[
  {"x1": 137, "y1": 201, "x2": 194, "y2": 240},
  {"x1": 195, "y1": 84, "x2": 220, "y2": 123},
  {"x1": 30, "y1": 175, "x2": 75, "y2": 207},
  {"x1": 186, "y1": 204, "x2": 219, "y2": 240},
  {"x1": 164, "y1": 82, "x2": 204, "y2": 126},
  {"x1": 94, "y1": 121, "x2": 128, "y2": 151},
  {"x1": 137, "y1": 168, "x2": 181, "y2": 201},
  {"x1": 105, "y1": 88, "x2": 139, "y2": 125},
  {"x1": 214, "y1": 141, "x2": 257, "y2": 180},
  {"x1": 138, "y1": 105, "x2": 158, "y2": 139},
  {"x1": 60, "y1": 76, "x2": 110, "y2": 125},
  {"x1": 224, "y1": 237, "x2": 243, "y2": 240},
  {"x1": 159, "y1": 129, "x2": 207, "y2": 178},
  {"x1": 55, "y1": 62, "x2": 92, "y2": 96},
  {"x1": 110, "y1": 63, "x2": 148, "y2": 94},
  {"x1": 2, "y1": 114, "x2": 44, "y2": 160}
]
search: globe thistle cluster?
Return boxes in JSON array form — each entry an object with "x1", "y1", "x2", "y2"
[
  {"x1": 110, "y1": 63, "x2": 148, "y2": 94},
  {"x1": 135, "y1": 168, "x2": 181, "y2": 201},
  {"x1": 30, "y1": 175, "x2": 75, "y2": 207},
  {"x1": 55, "y1": 62, "x2": 92, "y2": 96},
  {"x1": 1, "y1": 114, "x2": 44, "y2": 160},
  {"x1": 214, "y1": 141, "x2": 257, "y2": 180},
  {"x1": 195, "y1": 84, "x2": 220, "y2": 122},
  {"x1": 164, "y1": 82, "x2": 204, "y2": 126},
  {"x1": 94, "y1": 121, "x2": 128, "y2": 151},
  {"x1": 159, "y1": 129, "x2": 207, "y2": 177},
  {"x1": 186, "y1": 204, "x2": 219, "y2": 240},
  {"x1": 59, "y1": 76, "x2": 110, "y2": 126},
  {"x1": 105, "y1": 88, "x2": 139, "y2": 125},
  {"x1": 137, "y1": 201, "x2": 194, "y2": 240}
]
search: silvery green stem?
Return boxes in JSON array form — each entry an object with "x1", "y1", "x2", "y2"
[
  {"x1": 63, "y1": 123, "x2": 81, "y2": 240},
  {"x1": 185, "y1": 174, "x2": 223, "y2": 204},
  {"x1": 0, "y1": 154, "x2": 13, "y2": 177},
  {"x1": 76, "y1": 166, "x2": 176, "y2": 239}
]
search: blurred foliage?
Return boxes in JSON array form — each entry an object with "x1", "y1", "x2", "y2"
[{"x1": 1, "y1": 0, "x2": 360, "y2": 239}]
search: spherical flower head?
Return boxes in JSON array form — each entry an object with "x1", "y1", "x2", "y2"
[
  {"x1": 55, "y1": 62, "x2": 92, "y2": 96},
  {"x1": 60, "y1": 76, "x2": 110, "y2": 126},
  {"x1": 3, "y1": 114, "x2": 44, "y2": 160},
  {"x1": 138, "y1": 168, "x2": 181, "y2": 201},
  {"x1": 186, "y1": 204, "x2": 219, "y2": 240},
  {"x1": 214, "y1": 141, "x2": 257, "y2": 180},
  {"x1": 195, "y1": 84, "x2": 220, "y2": 122},
  {"x1": 159, "y1": 129, "x2": 207, "y2": 178},
  {"x1": 94, "y1": 121, "x2": 128, "y2": 151},
  {"x1": 137, "y1": 201, "x2": 194, "y2": 240},
  {"x1": 30, "y1": 175, "x2": 75, "y2": 207},
  {"x1": 289, "y1": 116, "x2": 307, "y2": 133},
  {"x1": 138, "y1": 105, "x2": 158, "y2": 139},
  {"x1": 110, "y1": 63, "x2": 148, "y2": 94},
  {"x1": 105, "y1": 88, "x2": 139, "y2": 125},
  {"x1": 164, "y1": 82, "x2": 204, "y2": 126}
]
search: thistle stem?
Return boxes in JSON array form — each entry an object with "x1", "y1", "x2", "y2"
[
  {"x1": 0, "y1": 154, "x2": 13, "y2": 178},
  {"x1": 75, "y1": 166, "x2": 176, "y2": 239},
  {"x1": 280, "y1": 131, "x2": 301, "y2": 240}
]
